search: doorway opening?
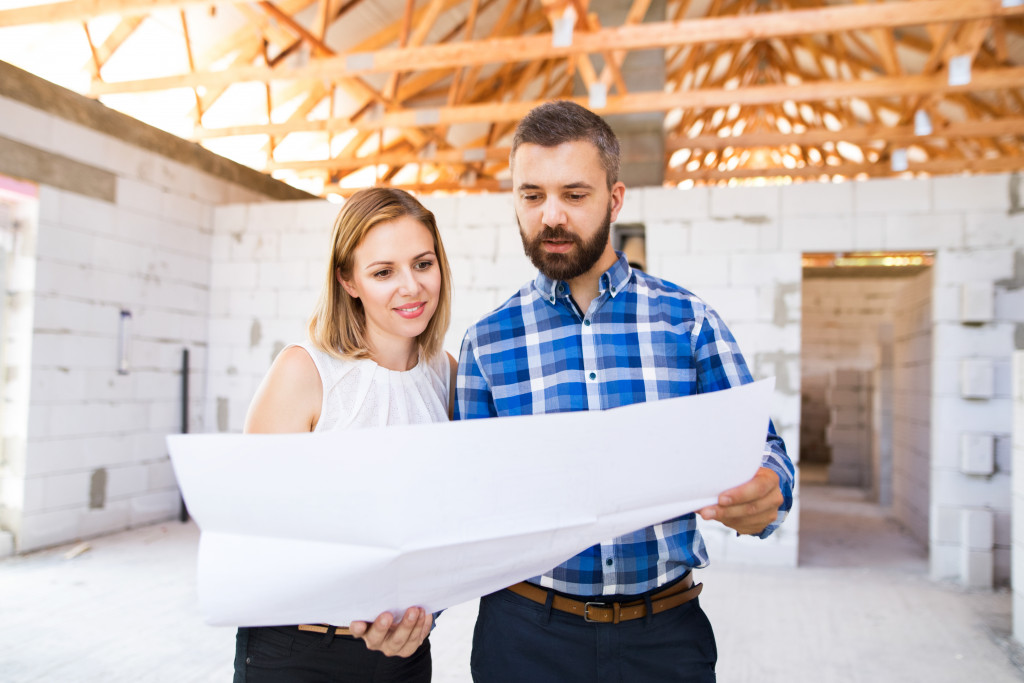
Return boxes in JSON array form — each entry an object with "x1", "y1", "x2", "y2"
[
  {"x1": 0, "y1": 174, "x2": 39, "y2": 550},
  {"x1": 798, "y1": 251, "x2": 934, "y2": 570}
]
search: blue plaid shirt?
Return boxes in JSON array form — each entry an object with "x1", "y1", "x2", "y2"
[{"x1": 455, "y1": 252, "x2": 794, "y2": 597}]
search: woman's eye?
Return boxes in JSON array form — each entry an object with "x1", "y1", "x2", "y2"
[
  {"x1": 372, "y1": 269, "x2": 391, "y2": 279},
  {"x1": 414, "y1": 260, "x2": 434, "y2": 271}
]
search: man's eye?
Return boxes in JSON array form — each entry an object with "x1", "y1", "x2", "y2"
[
  {"x1": 522, "y1": 194, "x2": 541, "y2": 202},
  {"x1": 567, "y1": 193, "x2": 586, "y2": 201}
]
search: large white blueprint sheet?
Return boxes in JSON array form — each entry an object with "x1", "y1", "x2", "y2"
[{"x1": 168, "y1": 378, "x2": 775, "y2": 627}]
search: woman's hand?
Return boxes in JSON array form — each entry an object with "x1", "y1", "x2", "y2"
[{"x1": 350, "y1": 606, "x2": 432, "y2": 657}]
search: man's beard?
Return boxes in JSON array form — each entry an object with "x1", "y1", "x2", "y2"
[{"x1": 519, "y1": 204, "x2": 612, "y2": 282}]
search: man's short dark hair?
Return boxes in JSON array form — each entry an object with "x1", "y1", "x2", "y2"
[{"x1": 510, "y1": 101, "x2": 621, "y2": 189}]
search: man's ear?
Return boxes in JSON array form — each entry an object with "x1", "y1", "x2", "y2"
[
  {"x1": 337, "y1": 267, "x2": 358, "y2": 298},
  {"x1": 609, "y1": 182, "x2": 626, "y2": 223}
]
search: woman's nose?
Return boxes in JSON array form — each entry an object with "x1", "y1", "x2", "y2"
[{"x1": 397, "y1": 268, "x2": 419, "y2": 294}]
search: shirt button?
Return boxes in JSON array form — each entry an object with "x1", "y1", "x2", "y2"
[
  {"x1": 605, "y1": 558, "x2": 613, "y2": 566},
  {"x1": 583, "y1": 319, "x2": 590, "y2": 326},
  {"x1": 549, "y1": 296, "x2": 555, "y2": 303},
  {"x1": 557, "y1": 284, "x2": 564, "y2": 293},
  {"x1": 589, "y1": 372, "x2": 596, "y2": 380},
  {"x1": 610, "y1": 286, "x2": 616, "y2": 294}
]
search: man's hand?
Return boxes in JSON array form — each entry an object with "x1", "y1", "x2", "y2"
[
  {"x1": 698, "y1": 467, "x2": 783, "y2": 536},
  {"x1": 350, "y1": 606, "x2": 432, "y2": 657}
]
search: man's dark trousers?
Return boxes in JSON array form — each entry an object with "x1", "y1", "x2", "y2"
[{"x1": 470, "y1": 584, "x2": 717, "y2": 682}]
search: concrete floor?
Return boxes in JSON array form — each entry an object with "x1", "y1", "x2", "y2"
[{"x1": 1, "y1": 481, "x2": 1022, "y2": 682}]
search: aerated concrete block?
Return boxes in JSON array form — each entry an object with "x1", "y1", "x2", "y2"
[
  {"x1": 960, "y1": 282, "x2": 994, "y2": 323},
  {"x1": 961, "y1": 508, "x2": 994, "y2": 550},
  {"x1": 960, "y1": 433, "x2": 995, "y2": 476},
  {"x1": 960, "y1": 358, "x2": 995, "y2": 399}
]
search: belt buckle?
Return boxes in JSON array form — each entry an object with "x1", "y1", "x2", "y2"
[{"x1": 583, "y1": 601, "x2": 605, "y2": 623}]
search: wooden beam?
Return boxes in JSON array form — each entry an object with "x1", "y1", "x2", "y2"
[
  {"x1": 81, "y1": 21, "x2": 102, "y2": 77},
  {"x1": 256, "y1": 1, "x2": 335, "y2": 56},
  {"x1": 383, "y1": 0, "x2": 416, "y2": 101},
  {"x1": 667, "y1": 117, "x2": 1024, "y2": 151},
  {"x1": 666, "y1": 154, "x2": 1024, "y2": 182},
  {"x1": 87, "y1": 0, "x2": 1024, "y2": 95},
  {"x1": 268, "y1": 106, "x2": 1024, "y2": 176},
  {"x1": 266, "y1": 146, "x2": 511, "y2": 173},
  {"x1": 324, "y1": 178, "x2": 506, "y2": 197},
  {"x1": 80, "y1": 15, "x2": 145, "y2": 77},
  {"x1": 0, "y1": 0, "x2": 219, "y2": 26},
  {"x1": 190, "y1": 65, "x2": 1024, "y2": 138}
]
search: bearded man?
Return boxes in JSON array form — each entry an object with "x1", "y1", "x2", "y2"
[{"x1": 454, "y1": 100, "x2": 794, "y2": 682}]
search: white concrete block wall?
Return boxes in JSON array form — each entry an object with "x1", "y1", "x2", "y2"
[
  {"x1": 1012, "y1": 351, "x2": 1024, "y2": 643},
  {"x1": 196, "y1": 174, "x2": 1022, "y2": 579},
  {"x1": 801, "y1": 277, "x2": 906, "y2": 473},
  {"x1": 645, "y1": 186, "x2": 800, "y2": 568},
  {"x1": 205, "y1": 200, "x2": 336, "y2": 434},
  {"x1": 926, "y1": 178, "x2": 1023, "y2": 587},
  {"x1": 892, "y1": 269, "x2": 933, "y2": 548},
  {"x1": 0, "y1": 90, "x2": 276, "y2": 553}
]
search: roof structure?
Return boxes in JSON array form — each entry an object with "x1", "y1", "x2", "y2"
[{"x1": 1, "y1": 0, "x2": 1023, "y2": 197}]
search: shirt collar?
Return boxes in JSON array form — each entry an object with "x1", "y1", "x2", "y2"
[{"x1": 533, "y1": 251, "x2": 633, "y2": 306}]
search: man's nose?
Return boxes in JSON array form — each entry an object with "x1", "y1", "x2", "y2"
[{"x1": 541, "y1": 196, "x2": 567, "y2": 227}]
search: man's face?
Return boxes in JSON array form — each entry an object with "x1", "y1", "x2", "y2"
[{"x1": 512, "y1": 141, "x2": 624, "y2": 282}]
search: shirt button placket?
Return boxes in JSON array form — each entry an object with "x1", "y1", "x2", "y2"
[
  {"x1": 581, "y1": 311, "x2": 601, "y2": 407},
  {"x1": 600, "y1": 544, "x2": 615, "y2": 588}
]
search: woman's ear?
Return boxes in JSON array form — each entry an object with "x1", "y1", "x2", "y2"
[{"x1": 337, "y1": 267, "x2": 359, "y2": 299}]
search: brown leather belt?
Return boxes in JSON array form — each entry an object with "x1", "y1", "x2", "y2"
[
  {"x1": 506, "y1": 573, "x2": 702, "y2": 624},
  {"x1": 297, "y1": 624, "x2": 352, "y2": 636}
]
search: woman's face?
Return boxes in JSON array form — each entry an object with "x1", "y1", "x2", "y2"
[{"x1": 340, "y1": 215, "x2": 442, "y2": 348}]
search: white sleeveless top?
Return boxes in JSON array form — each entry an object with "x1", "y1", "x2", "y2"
[{"x1": 291, "y1": 342, "x2": 450, "y2": 431}]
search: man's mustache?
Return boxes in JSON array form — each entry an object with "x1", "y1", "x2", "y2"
[{"x1": 536, "y1": 227, "x2": 580, "y2": 243}]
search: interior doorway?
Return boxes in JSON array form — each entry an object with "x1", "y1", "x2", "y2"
[
  {"x1": 0, "y1": 175, "x2": 39, "y2": 543},
  {"x1": 798, "y1": 251, "x2": 934, "y2": 569}
]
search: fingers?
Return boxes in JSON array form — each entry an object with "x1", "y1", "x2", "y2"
[
  {"x1": 716, "y1": 468, "x2": 777, "y2": 507},
  {"x1": 352, "y1": 607, "x2": 429, "y2": 658},
  {"x1": 699, "y1": 468, "x2": 783, "y2": 535},
  {"x1": 712, "y1": 491, "x2": 780, "y2": 535},
  {"x1": 355, "y1": 611, "x2": 394, "y2": 650}
]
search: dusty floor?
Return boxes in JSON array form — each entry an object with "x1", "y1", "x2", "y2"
[{"x1": 1, "y1": 478, "x2": 1022, "y2": 682}]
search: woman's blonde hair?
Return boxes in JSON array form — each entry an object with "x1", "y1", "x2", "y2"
[{"x1": 308, "y1": 187, "x2": 452, "y2": 361}]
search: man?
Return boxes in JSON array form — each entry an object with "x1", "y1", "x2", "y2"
[{"x1": 454, "y1": 101, "x2": 794, "y2": 682}]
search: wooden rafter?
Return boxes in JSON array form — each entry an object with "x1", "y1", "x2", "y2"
[
  {"x1": 6, "y1": 0, "x2": 1024, "y2": 194},
  {"x1": 190, "y1": 65, "x2": 1024, "y2": 138},
  {"x1": 85, "y1": 0, "x2": 1024, "y2": 96}
]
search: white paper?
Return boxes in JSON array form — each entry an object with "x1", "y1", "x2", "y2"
[{"x1": 168, "y1": 378, "x2": 775, "y2": 627}]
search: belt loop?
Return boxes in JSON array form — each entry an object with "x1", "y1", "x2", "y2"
[
  {"x1": 643, "y1": 593, "x2": 654, "y2": 625},
  {"x1": 612, "y1": 602, "x2": 622, "y2": 625},
  {"x1": 320, "y1": 626, "x2": 336, "y2": 646},
  {"x1": 540, "y1": 588, "x2": 555, "y2": 625}
]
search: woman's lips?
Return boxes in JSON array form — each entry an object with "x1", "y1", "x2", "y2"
[{"x1": 394, "y1": 302, "x2": 427, "y2": 319}]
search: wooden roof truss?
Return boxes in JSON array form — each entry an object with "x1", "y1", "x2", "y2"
[{"x1": 2, "y1": 0, "x2": 1023, "y2": 193}]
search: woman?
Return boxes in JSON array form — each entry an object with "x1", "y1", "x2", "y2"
[{"x1": 235, "y1": 187, "x2": 456, "y2": 682}]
